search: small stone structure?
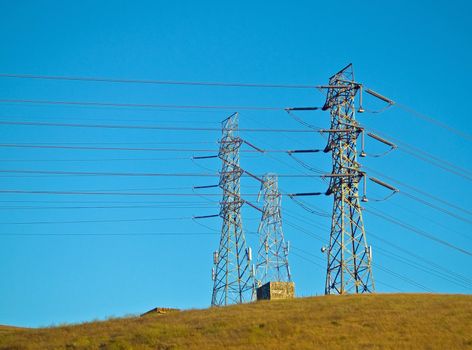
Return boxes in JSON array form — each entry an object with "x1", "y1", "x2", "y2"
[
  {"x1": 140, "y1": 307, "x2": 180, "y2": 317},
  {"x1": 256, "y1": 281, "x2": 295, "y2": 301}
]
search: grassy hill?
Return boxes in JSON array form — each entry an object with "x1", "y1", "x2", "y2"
[
  {"x1": 0, "y1": 325, "x2": 25, "y2": 335},
  {"x1": 1, "y1": 294, "x2": 471, "y2": 350}
]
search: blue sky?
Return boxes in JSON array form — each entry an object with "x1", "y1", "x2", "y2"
[{"x1": 0, "y1": 0, "x2": 471, "y2": 327}]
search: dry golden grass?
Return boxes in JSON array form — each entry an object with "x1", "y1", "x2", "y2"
[
  {"x1": 1, "y1": 294, "x2": 471, "y2": 349},
  {"x1": 0, "y1": 325, "x2": 25, "y2": 335}
]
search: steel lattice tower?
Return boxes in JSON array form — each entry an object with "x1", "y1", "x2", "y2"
[
  {"x1": 211, "y1": 112, "x2": 255, "y2": 306},
  {"x1": 322, "y1": 64, "x2": 374, "y2": 295},
  {"x1": 255, "y1": 174, "x2": 291, "y2": 286}
]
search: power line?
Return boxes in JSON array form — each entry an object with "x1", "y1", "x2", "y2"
[
  {"x1": 284, "y1": 220, "x2": 326, "y2": 243},
  {"x1": 1, "y1": 185, "x2": 198, "y2": 192},
  {"x1": 366, "y1": 169, "x2": 472, "y2": 225},
  {"x1": 285, "y1": 197, "x2": 451, "y2": 292},
  {"x1": 0, "y1": 143, "x2": 317, "y2": 153},
  {"x1": 0, "y1": 143, "x2": 222, "y2": 153},
  {"x1": 288, "y1": 154, "x2": 326, "y2": 175},
  {"x1": 367, "y1": 230, "x2": 472, "y2": 286},
  {"x1": 0, "y1": 98, "x2": 320, "y2": 111},
  {"x1": 288, "y1": 195, "x2": 330, "y2": 217},
  {"x1": 0, "y1": 204, "x2": 215, "y2": 210},
  {"x1": 364, "y1": 166, "x2": 472, "y2": 218},
  {"x1": 1, "y1": 141, "x2": 218, "y2": 145},
  {"x1": 289, "y1": 237, "x2": 432, "y2": 292},
  {"x1": 0, "y1": 232, "x2": 219, "y2": 237},
  {"x1": 0, "y1": 72, "x2": 321, "y2": 89},
  {"x1": 232, "y1": 110, "x2": 331, "y2": 190},
  {"x1": 0, "y1": 157, "x2": 191, "y2": 163},
  {"x1": 290, "y1": 197, "x2": 466, "y2": 275},
  {"x1": 283, "y1": 194, "x2": 472, "y2": 289},
  {"x1": 366, "y1": 128, "x2": 472, "y2": 182},
  {"x1": 396, "y1": 103, "x2": 472, "y2": 142},
  {"x1": 375, "y1": 281, "x2": 404, "y2": 292},
  {"x1": 0, "y1": 169, "x2": 325, "y2": 178},
  {"x1": 0, "y1": 188, "x2": 323, "y2": 197},
  {"x1": 285, "y1": 109, "x2": 322, "y2": 130},
  {"x1": 373, "y1": 263, "x2": 433, "y2": 292},
  {"x1": 283, "y1": 208, "x2": 329, "y2": 233},
  {"x1": 0, "y1": 216, "x2": 191, "y2": 225},
  {"x1": 374, "y1": 245, "x2": 471, "y2": 289},
  {"x1": 398, "y1": 148, "x2": 472, "y2": 181},
  {"x1": 289, "y1": 250, "x2": 325, "y2": 269},
  {"x1": 292, "y1": 212, "x2": 472, "y2": 289},
  {"x1": 0, "y1": 170, "x2": 220, "y2": 177},
  {"x1": 365, "y1": 207, "x2": 472, "y2": 257},
  {"x1": 400, "y1": 191, "x2": 472, "y2": 225},
  {"x1": 289, "y1": 247, "x2": 408, "y2": 293},
  {"x1": 0, "y1": 190, "x2": 226, "y2": 196},
  {"x1": 0, "y1": 199, "x2": 214, "y2": 204},
  {"x1": 0, "y1": 120, "x2": 316, "y2": 133},
  {"x1": 285, "y1": 215, "x2": 471, "y2": 290},
  {"x1": 4, "y1": 189, "x2": 461, "y2": 293},
  {"x1": 374, "y1": 199, "x2": 472, "y2": 242}
]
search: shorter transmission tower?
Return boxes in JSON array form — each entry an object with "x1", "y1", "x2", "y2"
[
  {"x1": 255, "y1": 173, "x2": 291, "y2": 286},
  {"x1": 211, "y1": 112, "x2": 255, "y2": 306}
]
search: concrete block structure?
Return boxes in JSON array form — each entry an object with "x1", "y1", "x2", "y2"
[{"x1": 256, "y1": 281, "x2": 295, "y2": 301}]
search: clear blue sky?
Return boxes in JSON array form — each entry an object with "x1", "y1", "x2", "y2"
[{"x1": 0, "y1": 0, "x2": 471, "y2": 327}]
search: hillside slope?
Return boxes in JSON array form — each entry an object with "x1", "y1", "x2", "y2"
[
  {"x1": 0, "y1": 325, "x2": 25, "y2": 334},
  {"x1": 1, "y1": 294, "x2": 471, "y2": 350}
]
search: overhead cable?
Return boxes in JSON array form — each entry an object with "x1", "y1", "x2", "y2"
[
  {"x1": 0, "y1": 73, "x2": 322, "y2": 89},
  {"x1": 0, "y1": 120, "x2": 316, "y2": 133},
  {"x1": 0, "y1": 98, "x2": 322, "y2": 111}
]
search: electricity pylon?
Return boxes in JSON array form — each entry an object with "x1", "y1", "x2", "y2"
[
  {"x1": 255, "y1": 173, "x2": 291, "y2": 286},
  {"x1": 322, "y1": 64, "x2": 374, "y2": 295},
  {"x1": 211, "y1": 112, "x2": 255, "y2": 306}
]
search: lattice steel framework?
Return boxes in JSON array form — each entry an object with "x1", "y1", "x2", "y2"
[
  {"x1": 255, "y1": 173, "x2": 291, "y2": 286},
  {"x1": 211, "y1": 112, "x2": 255, "y2": 306},
  {"x1": 322, "y1": 64, "x2": 374, "y2": 295}
]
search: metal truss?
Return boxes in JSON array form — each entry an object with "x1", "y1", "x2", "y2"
[
  {"x1": 322, "y1": 64, "x2": 374, "y2": 295},
  {"x1": 255, "y1": 173, "x2": 291, "y2": 286},
  {"x1": 211, "y1": 112, "x2": 255, "y2": 306}
]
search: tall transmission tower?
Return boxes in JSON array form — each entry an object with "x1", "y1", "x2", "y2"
[
  {"x1": 322, "y1": 64, "x2": 374, "y2": 295},
  {"x1": 211, "y1": 112, "x2": 255, "y2": 306},
  {"x1": 255, "y1": 173, "x2": 291, "y2": 286}
]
